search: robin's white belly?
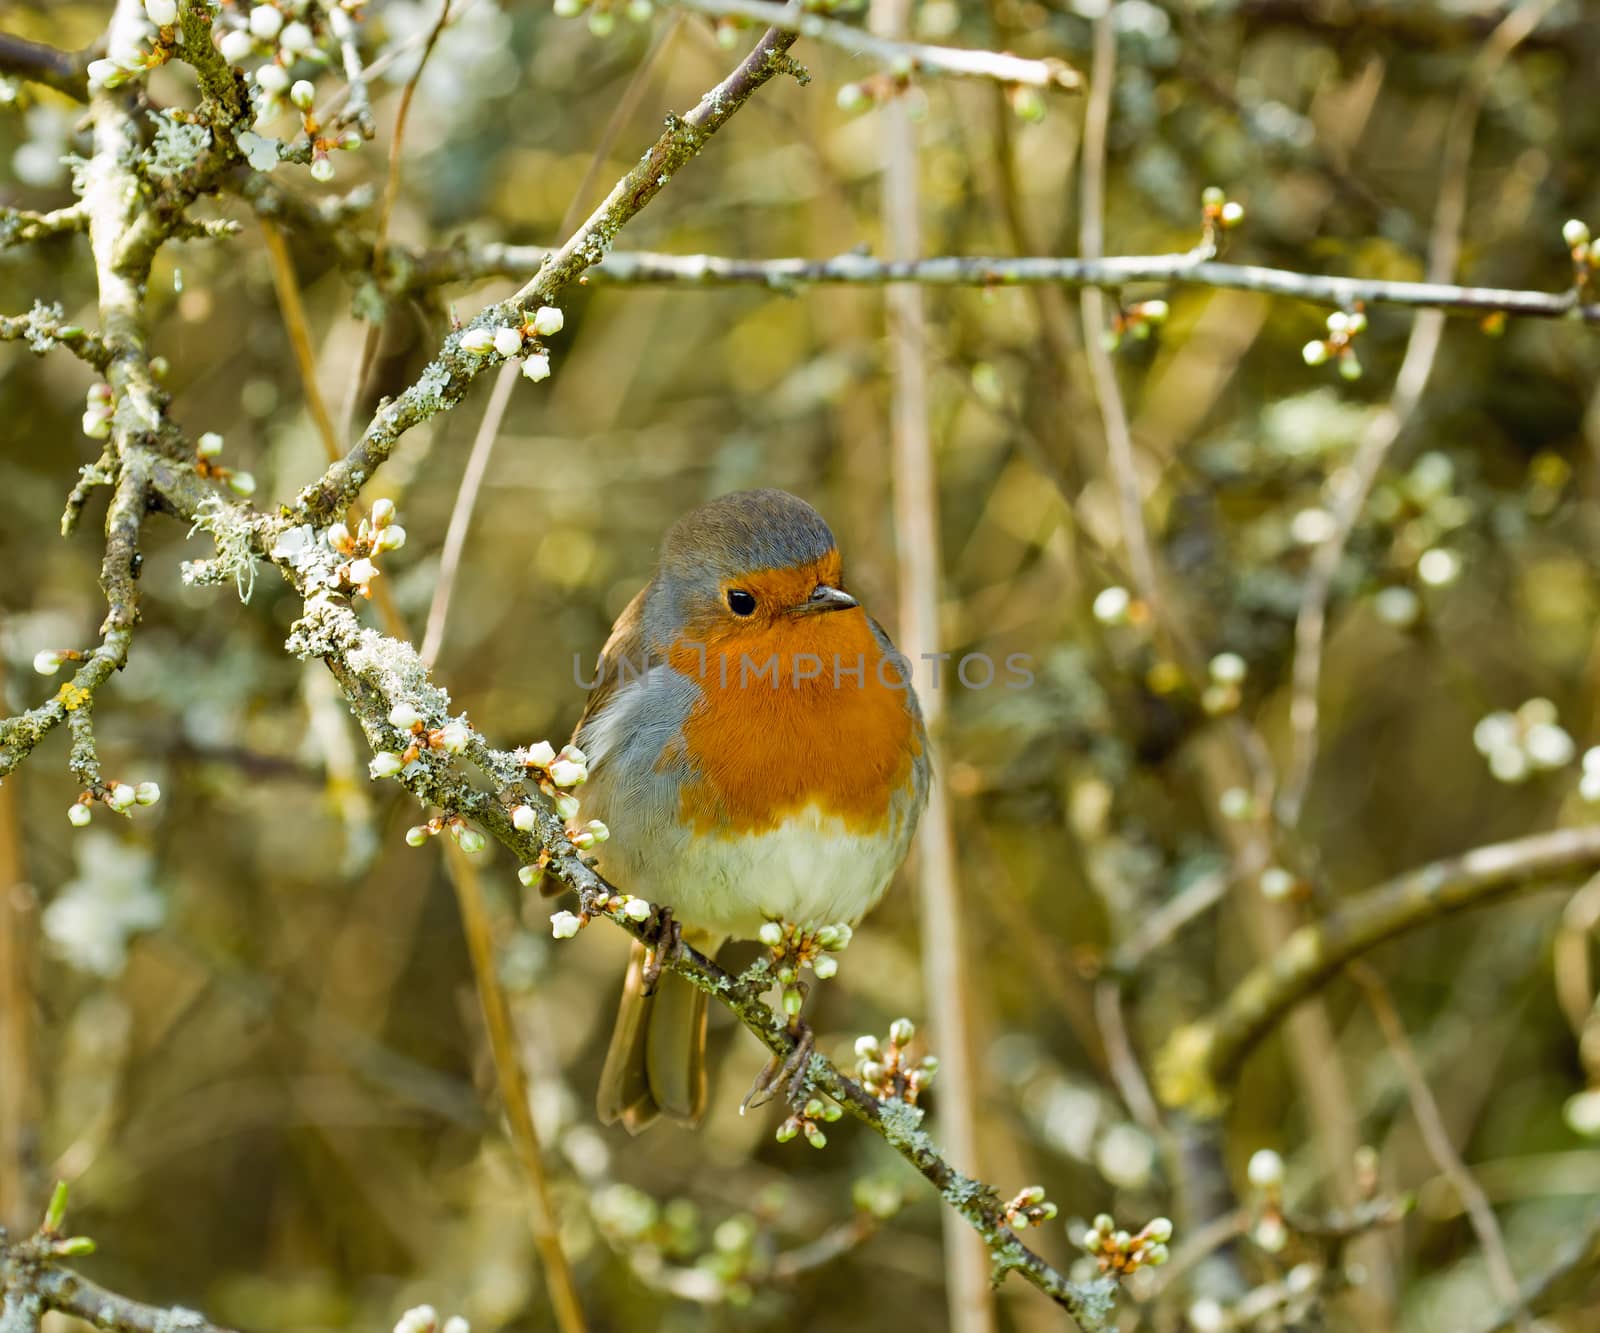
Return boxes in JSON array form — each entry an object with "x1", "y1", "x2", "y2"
[{"x1": 601, "y1": 804, "x2": 905, "y2": 945}]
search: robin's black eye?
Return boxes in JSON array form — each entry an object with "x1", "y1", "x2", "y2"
[{"x1": 726, "y1": 589, "x2": 757, "y2": 617}]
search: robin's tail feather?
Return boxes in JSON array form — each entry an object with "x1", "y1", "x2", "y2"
[{"x1": 597, "y1": 939, "x2": 708, "y2": 1133}]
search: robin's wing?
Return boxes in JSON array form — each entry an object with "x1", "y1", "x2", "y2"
[
  {"x1": 575, "y1": 582, "x2": 652, "y2": 736},
  {"x1": 867, "y1": 612, "x2": 932, "y2": 849}
]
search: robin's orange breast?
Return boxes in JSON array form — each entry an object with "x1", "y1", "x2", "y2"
[{"x1": 665, "y1": 604, "x2": 921, "y2": 837}]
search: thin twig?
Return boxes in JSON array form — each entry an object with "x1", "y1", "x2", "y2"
[
  {"x1": 0, "y1": 32, "x2": 90, "y2": 100},
  {"x1": 668, "y1": 0, "x2": 1078, "y2": 88},
  {"x1": 871, "y1": 0, "x2": 993, "y2": 1324},
  {"x1": 1349, "y1": 963, "x2": 1526, "y2": 1327}
]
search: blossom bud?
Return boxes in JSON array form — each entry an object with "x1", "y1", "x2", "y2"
[
  {"x1": 1092, "y1": 585, "x2": 1131, "y2": 625},
  {"x1": 1220, "y1": 200, "x2": 1245, "y2": 227},
  {"x1": 388, "y1": 701, "x2": 422, "y2": 730},
  {"x1": 521, "y1": 353, "x2": 551, "y2": 382},
  {"x1": 548, "y1": 758, "x2": 586, "y2": 788},
  {"x1": 493, "y1": 326, "x2": 524, "y2": 357},
  {"x1": 279, "y1": 20, "x2": 314, "y2": 53},
  {"x1": 33, "y1": 650, "x2": 66, "y2": 676},
  {"x1": 583, "y1": 819, "x2": 609, "y2": 844},
  {"x1": 522, "y1": 740, "x2": 557, "y2": 768},
  {"x1": 812, "y1": 955, "x2": 838, "y2": 979},
  {"x1": 554, "y1": 792, "x2": 580, "y2": 820},
  {"x1": 758, "y1": 921, "x2": 785, "y2": 948},
  {"x1": 532, "y1": 306, "x2": 565, "y2": 337},
  {"x1": 107, "y1": 783, "x2": 137, "y2": 811},
  {"x1": 255, "y1": 62, "x2": 290, "y2": 93},
  {"x1": 587, "y1": 8, "x2": 614, "y2": 35},
  {"x1": 1302, "y1": 339, "x2": 1330, "y2": 367},
  {"x1": 67, "y1": 802, "x2": 92, "y2": 827},
  {"x1": 82, "y1": 408, "x2": 112, "y2": 440},
  {"x1": 623, "y1": 898, "x2": 651, "y2": 922},
  {"x1": 309, "y1": 152, "x2": 335, "y2": 183},
  {"x1": 197, "y1": 431, "x2": 224, "y2": 458},
  {"x1": 436, "y1": 721, "x2": 470, "y2": 754},
  {"x1": 551, "y1": 910, "x2": 582, "y2": 939},
  {"x1": 249, "y1": 4, "x2": 284, "y2": 39},
  {"x1": 369, "y1": 497, "x2": 395, "y2": 528},
  {"x1": 783, "y1": 986, "x2": 804, "y2": 1016},
  {"x1": 289, "y1": 79, "x2": 315, "y2": 110},
  {"x1": 889, "y1": 1017, "x2": 915, "y2": 1045},
  {"x1": 1247, "y1": 1148, "x2": 1284, "y2": 1189},
  {"x1": 146, "y1": 0, "x2": 178, "y2": 27},
  {"x1": 134, "y1": 781, "x2": 161, "y2": 805},
  {"x1": 227, "y1": 471, "x2": 257, "y2": 497},
  {"x1": 460, "y1": 327, "x2": 495, "y2": 355},
  {"x1": 405, "y1": 824, "x2": 431, "y2": 847},
  {"x1": 220, "y1": 28, "x2": 256, "y2": 63},
  {"x1": 345, "y1": 556, "x2": 378, "y2": 585},
  {"x1": 369, "y1": 751, "x2": 405, "y2": 779},
  {"x1": 374, "y1": 524, "x2": 407, "y2": 552},
  {"x1": 87, "y1": 59, "x2": 127, "y2": 89},
  {"x1": 512, "y1": 804, "x2": 536, "y2": 832},
  {"x1": 456, "y1": 827, "x2": 487, "y2": 854},
  {"x1": 1564, "y1": 219, "x2": 1591, "y2": 250},
  {"x1": 517, "y1": 863, "x2": 543, "y2": 887},
  {"x1": 854, "y1": 1035, "x2": 881, "y2": 1059}
]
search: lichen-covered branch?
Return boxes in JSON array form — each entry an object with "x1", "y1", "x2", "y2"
[
  {"x1": 1155, "y1": 827, "x2": 1600, "y2": 1114},
  {"x1": 0, "y1": 1248, "x2": 238, "y2": 1333},
  {"x1": 390, "y1": 244, "x2": 1600, "y2": 320},
  {"x1": 292, "y1": 24, "x2": 805, "y2": 522},
  {"x1": 665, "y1": 0, "x2": 1079, "y2": 90}
]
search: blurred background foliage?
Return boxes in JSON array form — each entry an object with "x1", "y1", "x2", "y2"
[{"x1": 3, "y1": 0, "x2": 1600, "y2": 1329}]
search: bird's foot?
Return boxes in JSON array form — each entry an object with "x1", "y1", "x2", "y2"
[
  {"x1": 741, "y1": 1019, "x2": 815, "y2": 1114},
  {"x1": 640, "y1": 906, "x2": 680, "y2": 997}
]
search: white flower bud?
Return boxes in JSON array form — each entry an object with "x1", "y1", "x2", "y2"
[
  {"x1": 854, "y1": 1035, "x2": 880, "y2": 1059},
  {"x1": 369, "y1": 751, "x2": 405, "y2": 779},
  {"x1": 393, "y1": 1306, "x2": 436, "y2": 1333},
  {"x1": 493, "y1": 326, "x2": 523, "y2": 357},
  {"x1": 197, "y1": 431, "x2": 224, "y2": 458},
  {"x1": 517, "y1": 863, "x2": 543, "y2": 886},
  {"x1": 456, "y1": 827, "x2": 487, "y2": 854},
  {"x1": 33, "y1": 650, "x2": 65, "y2": 675},
  {"x1": 531, "y1": 306, "x2": 564, "y2": 337},
  {"x1": 1564, "y1": 219, "x2": 1592, "y2": 250},
  {"x1": 279, "y1": 20, "x2": 314, "y2": 52},
  {"x1": 889, "y1": 1017, "x2": 914, "y2": 1045},
  {"x1": 1564, "y1": 1088, "x2": 1600, "y2": 1138},
  {"x1": 1526, "y1": 722, "x2": 1575, "y2": 770},
  {"x1": 1208, "y1": 652, "x2": 1246, "y2": 685},
  {"x1": 512, "y1": 804, "x2": 537, "y2": 832},
  {"x1": 289, "y1": 79, "x2": 315, "y2": 110},
  {"x1": 346, "y1": 556, "x2": 379, "y2": 585},
  {"x1": 227, "y1": 471, "x2": 257, "y2": 497},
  {"x1": 554, "y1": 792, "x2": 580, "y2": 821},
  {"x1": 134, "y1": 781, "x2": 161, "y2": 805},
  {"x1": 108, "y1": 783, "x2": 137, "y2": 811},
  {"x1": 584, "y1": 820, "x2": 608, "y2": 843},
  {"x1": 1145, "y1": 1216, "x2": 1173, "y2": 1243},
  {"x1": 521, "y1": 353, "x2": 551, "y2": 382},
  {"x1": 325, "y1": 522, "x2": 351, "y2": 551},
  {"x1": 1092, "y1": 585, "x2": 1131, "y2": 625},
  {"x1": 67, "y1": 802, "x2": 92, "y2": 827},
  {"x1": 758, "y1": 921, "x2": 784, "y2": 947},
  {"x1": 522, "y1": 740, "x2": 557, "y2": 768},
  {"x1": 309, "y1": 153, "x2": 335, "y2": 183},
  {"x1": 255, "y1": 62, "x2": 289, "y2": 93},
  {"x1": 87, "y1": 59, "x2": 126, "y2": 89},
  {"x1": 220, "y1": 28, "x2": 256, "y2": 63},
  {"x1": 623, "y1": 898, "x2": 651, "y2": 922},
  {"x1": 1258, "y1": 866, "x2": 1296, "y2": 901},
  {"x1": 374, "y1": 524, "x2": 407, "y2": 552},
  {"x1": 388, "y1": 701, "x2": 422, "y2": 730},
  {"x1": 1301, "y1": 339, "x2": 1330, "y2": 366},
  {"x1": 460, "y1": 327, "x2": 495, "y2": 355},
  {"x1": 443, "y1": 1320, "x2": 470, "y2": 1333},
  {"x1": 548, "y1": 759, "x2": 586, "y2": 788},
  {"x1": 405, "y1": 824, "x2": 431, "y2": 847},
  {"x1": 437, "y1": 721, "x2": 470, "y2": 754},
  {"x1": 82, "y1": 408, "x2": 111, "y2": 439},
  {"x1": 812, "y1": 955, "x2": 838, "y2": 979},
  {"x1": 146, "y1": 0, "x2": 178, "y2": 26},
  {"x1": 1246, "y1": 1148, "x2": 1284, "y2": 1189},
  {"x1": 551, "y1": 910, "x2": 582, "y2": 939},
  {"x1": 369, "y1": 497, "x2": 395, "y2": 528},
  {"x1": 249, "y1": 4, "x2": 284, "y2": 38},
  {"x1": 1220, "y1": 200, "x2": 1245, "y2": 227}
]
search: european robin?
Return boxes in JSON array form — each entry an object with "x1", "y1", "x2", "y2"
[{"x1": 565, "y1": 489, "x2": 929, "y2": 1132}]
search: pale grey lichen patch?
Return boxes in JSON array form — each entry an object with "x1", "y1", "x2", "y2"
[
  {"x1": 235, "y1": 130, "x2": 280, "y2": 173},
  {"x1": 182, "y1": 497, "x2": 258, "y2": 602},
  {"x1": 145, "y1": 116, "x2": 213, "y2": 178}
]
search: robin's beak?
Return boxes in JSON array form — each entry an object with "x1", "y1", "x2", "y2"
[{"x1": 790, "y1": 584, "x2": 858, "y2": 615}]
